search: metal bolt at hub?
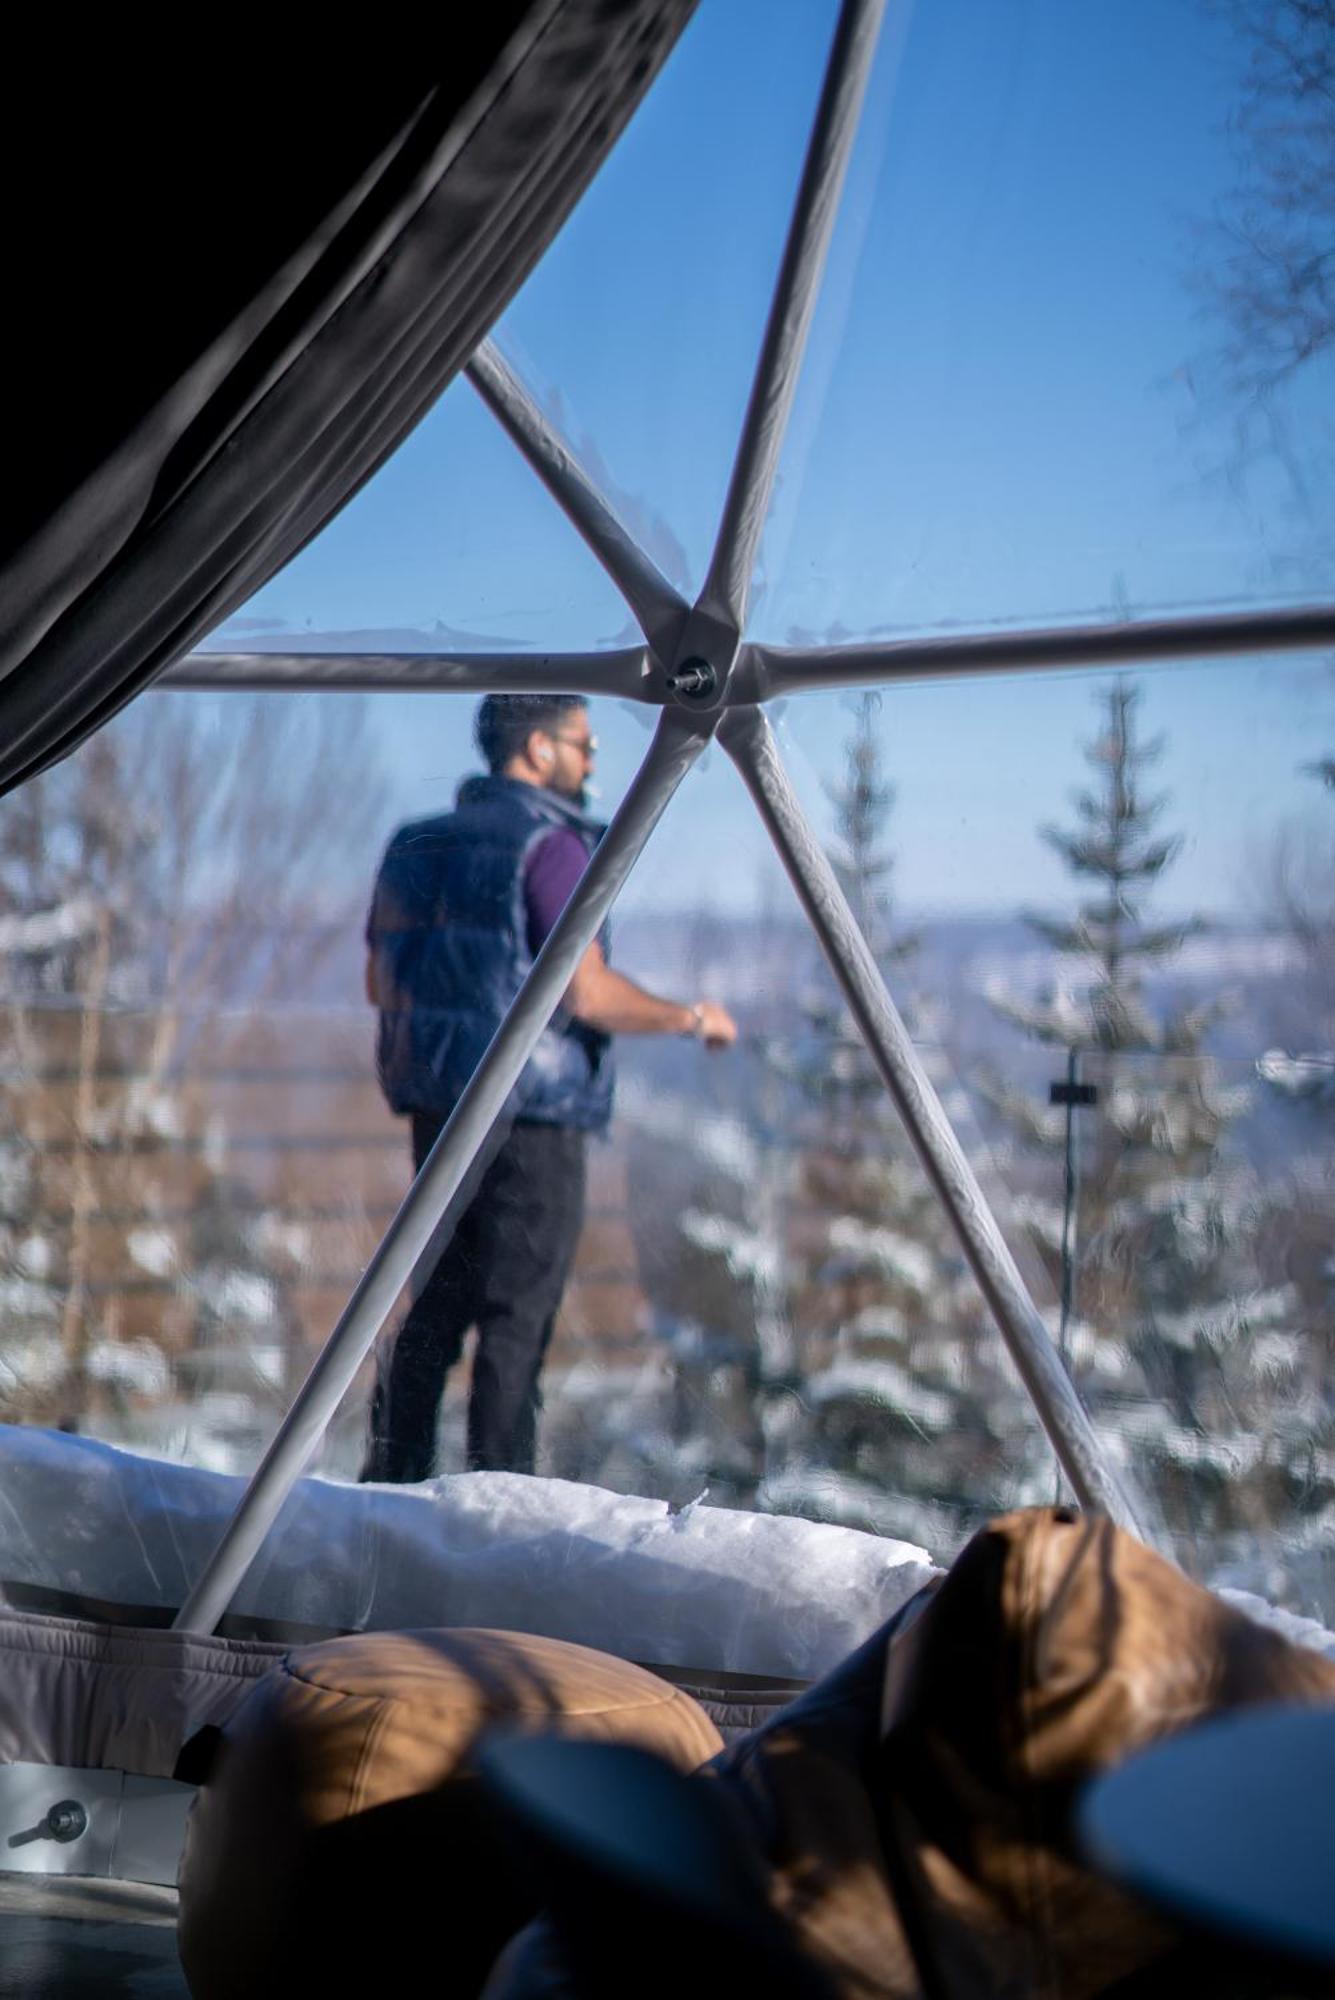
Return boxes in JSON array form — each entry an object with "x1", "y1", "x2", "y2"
[
  {"x1": 665, "y1": 657, "x2": 717, "y2": 703},
  {"x1": 45, "y1": 1799, "x2": 88, "y2": 1842}
]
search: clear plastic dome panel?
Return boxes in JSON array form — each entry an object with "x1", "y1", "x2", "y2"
[{"x1": 752, "y1": 0, "x2": 1335, "y2": 643}]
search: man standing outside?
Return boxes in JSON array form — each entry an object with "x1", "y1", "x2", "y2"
[{"x1": 362, "y1": 693, "x2": 737, "y2": 1483}]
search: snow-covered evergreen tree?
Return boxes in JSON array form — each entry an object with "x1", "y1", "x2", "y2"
[
  {"x1": 0, "y1": 694, "x2": 384, "y2": 1457},
  {"x1": 761, "y1": 696, "x2": 1050, "y2": 1551},
  {"x1": 982, "y1": 680, "x2": 1326, "y2": 1575},
  {"x1": 614, "y1": 700, "x2": 1059, "y2": 1548},
  {"x1": 1246, "y1": 739, "x2": 1335, "y2": 1609},
  {"x1": 617, "y1": 1091, "x2": 782, "y2": 1506},
  {"x1": 1259, "y1": 741, "x2": 1335, "y2": 1114}
]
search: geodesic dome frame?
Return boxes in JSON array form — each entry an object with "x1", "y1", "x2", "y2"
[{"x1": 6, "y1": 0, "x2": 1335, "y2": 1640}]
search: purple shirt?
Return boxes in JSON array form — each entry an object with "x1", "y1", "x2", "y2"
[{"x1": 522, "y1": 826, "x2": 588, "y2": 957}]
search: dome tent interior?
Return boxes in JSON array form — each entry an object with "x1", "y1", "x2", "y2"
[{"x1": 2, "y1": 0, "x2": 1335, "y2": 1993}]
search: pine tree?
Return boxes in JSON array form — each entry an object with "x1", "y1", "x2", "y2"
[
  {"x1": 1259, "y1": 744, "x2": 1335, "y2": 1113},
  {"x1": 618, "y1": 1093, "x2": 780, "y2": 1506},
  {"x1": 983, "y1": 680, "x2": 1321, "y2": 1575},
  {"x1": 609, "y1": 697, "x2": 1008, "y2": 1537},
  {"x1": 1250, "y1": 743, "x2": 1335, "y2": 1613},
  {"x1": 766, "y1": 696, "x2": 1048, "y2": 1551}
]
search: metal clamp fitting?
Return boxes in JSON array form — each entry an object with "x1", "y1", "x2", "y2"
[{"x1": 665, "y1": 658, "x2": 717, "y2": 703}]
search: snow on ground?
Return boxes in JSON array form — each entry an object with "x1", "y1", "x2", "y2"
[
  {"x1": 0, "y1": 1424, "x2": 935, "y2": 1681},
  {"x1": 804, "y1": 1357, "x2": 955, "y2": 1432},
  {"x1": 3, "y1": 1426, "x2": 1332, "y2": 1680},
  {"x1": 759, "y1": 1465, "x2": 971, "y2": 1559},
  {"x1": 679, "y1": 1209, "x2": 783, "y2": 1287},
  {"x1": 127, "y1": 1228, "x2": 177, "y2": 1278},
  {"x1": 0, "y1": 899, "x2": 99, "y2": 954},
  {"x1": 822, "y1": 1217, "x2": 936, "y2": 1292},
  {"x1": 86, "y1": 1340, "x2": 170, "y2": 1398},
  {"x1": 1216, "y1": 1589, "x2": 1335, "y2": 1660},
  {"x1": 615, "y1": 1077, "x2": 759, "y2": 1183},
  {"x1": 1257, "y1": 1049, "x2": 1335, "y2": 1104}
]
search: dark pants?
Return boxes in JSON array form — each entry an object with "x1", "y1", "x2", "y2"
[{"x1": 362, "y1": 1113, "x2": 586, "y2": 1481}]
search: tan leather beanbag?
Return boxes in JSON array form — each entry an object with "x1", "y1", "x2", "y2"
[
  {"x1": 717, "y1": 1507, "x2": 1335, "y2": 1999},
  {"x1": 177, "y1": 1626, "x2": 723, "y2": 1999}
]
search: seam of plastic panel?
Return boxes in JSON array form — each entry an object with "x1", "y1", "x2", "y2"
[{"x1": 0, "y1": 1609, "x2": 286, "y2": 1673}]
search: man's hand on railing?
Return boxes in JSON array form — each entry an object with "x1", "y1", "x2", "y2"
[{"x1": 688, "y1": 1000, "x2": 738, "y2": 1050}]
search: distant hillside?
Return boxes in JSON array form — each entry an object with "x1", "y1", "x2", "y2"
[
  {"x1": 120, "y1": 898, "x2": 1316, "y2": 1172},
  {"x1": 193, "y1": 902, "x2": 1308, "y2": 1049}
]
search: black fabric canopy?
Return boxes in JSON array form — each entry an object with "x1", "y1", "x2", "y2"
[{"x1": 0, "y1": 2, "x2": 695, "y2": 800}]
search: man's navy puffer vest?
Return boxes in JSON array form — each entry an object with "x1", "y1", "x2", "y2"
[{"x1": 369, "y1": 775, "x2": 613, "y2": 1131}]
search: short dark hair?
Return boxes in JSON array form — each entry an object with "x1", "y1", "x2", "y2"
[{"x1": 474, "y1": 694, "x2": 588, "y2": 774}]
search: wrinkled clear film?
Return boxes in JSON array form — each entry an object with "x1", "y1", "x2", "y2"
[
  {"x1": 753, "y1": 665, "x2": 1334, "y2": 1618},
  {"x1": 4, "y1": 0, "x2": 1335, "y2": 1648},
  {"x1": 1067, "y1": 1043, "x2": 1333, "y2": 1620},
  {"x1": 4, "y1": 653, "x2": 1333, "y2": 1634},
  {"x1": 752, "y1": 0, "x2": 1335, "y2": 644},
  {"x1": 213, "y1": 0, "x2": 1335, "y2": 664},
  {"x1": 198, "y1": 2, "x2": 841, "y2": 660},
  {"x1": 0, "y1": 689, "x2": 408, "y2": 1493}
]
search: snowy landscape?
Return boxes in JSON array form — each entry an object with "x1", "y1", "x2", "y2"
[{"x1": 0, "y1": 680, "x2": 1331, "y2": 1631}]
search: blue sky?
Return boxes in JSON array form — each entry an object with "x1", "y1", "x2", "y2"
[{"x1": 213, "y1": 0, "x2": 1334, "y2": 917}]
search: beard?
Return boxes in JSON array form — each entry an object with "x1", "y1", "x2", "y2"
[{"x1": 551, "y1": 773, "x2": 591, "y2": 811}]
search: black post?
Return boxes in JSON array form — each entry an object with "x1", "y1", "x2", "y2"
[{"x1": 1049, "y1": 1050, "x2": 1098, "y2": 1501}]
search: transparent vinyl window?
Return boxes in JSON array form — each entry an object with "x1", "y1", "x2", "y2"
[
  {"x1": 757, "y1": 662, "x2": 1334, "y2": 1614},
  {"x1": 6, "y1": 0, "x2": 1335, "y2": 1641},
  {"x1": 205, "y1": 0, "x2": 1335, "y2": 665},
  {"x1": 0, "y1": 690, "x2": 403, "y2": 1485},
  {"x1": 4, "y1": 662, "x2": 1328, "y2": 1625},
  {"x1": 201, "y1": 1, "x2": 839, "y2": 654}
]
